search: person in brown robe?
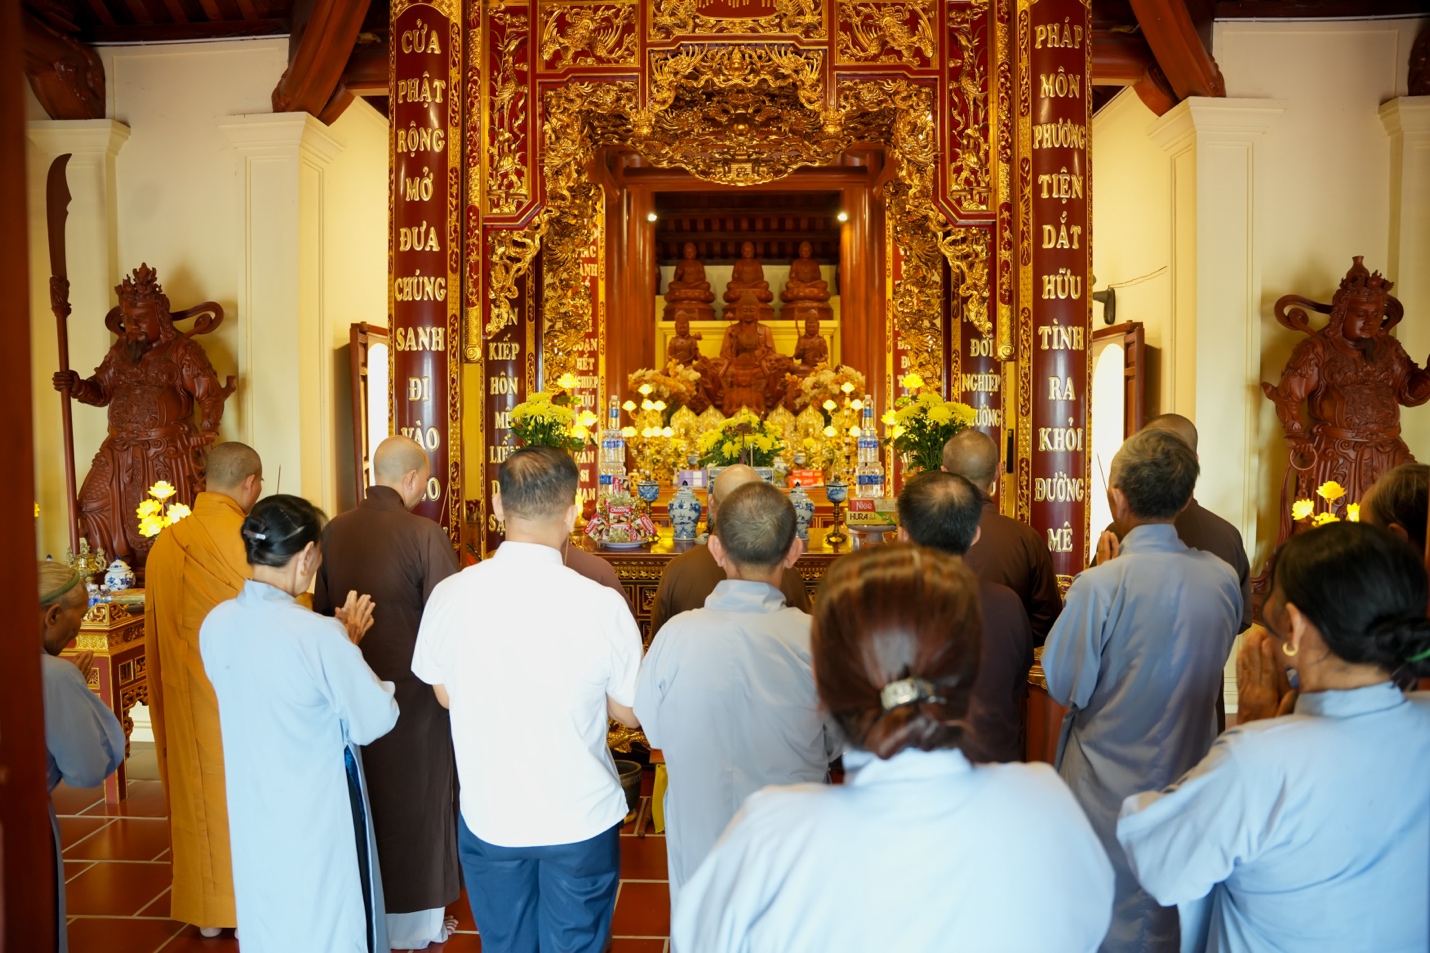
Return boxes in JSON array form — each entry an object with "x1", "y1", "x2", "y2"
[
  {"x1": 651, "y1": 465, "x2": 810, "y2": 637},
  {"x1": 562, "y1": 538, "x2": 633, "y2": 612},
  {"x1": 1096, "y1": 414, "x2": 1252, "y2": 633},
  {"x1": 313, "y1": 435, "x2": 460, "y2": 950},
  {"x1": 897, "y1": 470, "x2": 1035, "y2": 762},
  {"x1": 942, "y1": 430, "x2": 1063, "y2": 643}
]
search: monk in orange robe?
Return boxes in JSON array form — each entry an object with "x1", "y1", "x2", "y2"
[{"x1": 144, "y1": 441, "x2": 263, "y2": 936}]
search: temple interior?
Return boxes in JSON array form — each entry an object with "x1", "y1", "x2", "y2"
[{"x1": 4, "y1": 0, "x2": 1429, "y2": 949}]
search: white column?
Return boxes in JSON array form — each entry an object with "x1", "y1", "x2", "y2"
[
  {"x1": 217, "y1": 113, "x2": 344, "y2": 514},
  {"x1": 26, "y1": 120, "x2": 131, "y2": 560},
  {"x1": 1150, "y1": 98, "x2": 1283, "y2": 550},
  {"x1": 1381, "y1": 97, "x2": 1430, "y2": 458}
]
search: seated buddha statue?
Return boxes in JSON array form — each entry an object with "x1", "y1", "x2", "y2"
[
  {"x1": 666, "y1": 309, "x2": 703, "y2": 367},
  {"x1": 791, "y1": 309, "x2": 829, "y2": 370},
  {"x1": 663, "y1": 242, "x2": 716, "y2": 321},
  {"x1": 780, "y1": 241, "x2": 831, "y2": 305},
  {"x1": 722, "y1": 241, "x2": 775, "y2": 320},
  {"x1": 720, "y1": 292, "x2": 777, "y2": 359}
]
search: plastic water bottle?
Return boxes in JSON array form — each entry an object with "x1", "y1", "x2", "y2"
[
  {"x1": 855, "y1": 394, "x2": 884, "y2": 498},
  {"x1": 599, "y1": 396, "x2": 626, "y2": 494}
]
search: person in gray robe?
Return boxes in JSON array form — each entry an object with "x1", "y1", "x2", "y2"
[
  {"x1": 314, "y1": 436, "x2": 459, "y2": 951},
  {"x1": 635, "y1": 481, "x2": 842, "y2": 909},
  {"x1": 38, "y1": 561, "x2": 126, "y2": 953},
  {"x1": 1042, "y1": 429, "x2": 1241, "y2": 953}
]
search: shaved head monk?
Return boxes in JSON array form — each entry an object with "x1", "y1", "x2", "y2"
[
  {"x1": 145, "y1": 441, "x2": 263, "y2": 936},
  {"x1": 649, "y1": 465, "x2": 812, "y2": 638},
  {"x1": 942, "y1": 429, "x2": 1062, "y2": 643},
  {"x1": 313, "y1": 435, "x2": 462, "y2": 950}
]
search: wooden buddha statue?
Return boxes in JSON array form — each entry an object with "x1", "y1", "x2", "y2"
[
  {"x1": 781, "y1": 241, "x2": 831, "y2": 305},
  {"x1": 663, "y1": 242, "x2": 716, "y2": 321},
  {"x1": 720, "y1": 292, "x2": 777, "y2": 359},
  {"x1": 665, "y1": 308, "x2": 704, "y2": 367},
  {"x1": 722, "y1": 241, "x2": 775, "y2": 320},
  {"x1": 792, "y1": 308, "x2": 829, "y2": 370}
]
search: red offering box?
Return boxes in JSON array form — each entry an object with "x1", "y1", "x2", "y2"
[{"x1": 789, "y1": 469, "x2": 824, "y2": 488}]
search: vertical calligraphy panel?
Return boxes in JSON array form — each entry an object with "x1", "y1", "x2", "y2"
[
  {"x1": 392, "y1": 0, "x2": 462, "y2": 541},
  {"x1": 566, "y1": 210, "x2": 606, "y2": 508},
  {"x1": 1017, "y1": 0, "x2": 1091, "y2": 579},
  {"x1": 481, "y1": 256, "x2": 529, "y2": 553}
]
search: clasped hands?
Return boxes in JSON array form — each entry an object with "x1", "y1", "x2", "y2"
[
  {"x1": 333, "y1": 590, "x2": 376, "y2": 644},
  {"x1": 1236, "y1": 626, "x2": 1298, "y2": 724}
]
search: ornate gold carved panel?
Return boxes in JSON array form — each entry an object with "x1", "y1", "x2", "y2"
[
  {"x1": 946, "y1": 0, "x2": 991, "y2": 212},
  {"x1": 538, "y1": 1, "x2": 638, "y2": 69},
  {"x1": 487, "y1": 4, "x2": 531, "y2": 216},
  {"x1": 836, "y1": 0, "x2": 937, "y2": 67},
  {"x1": 648, "y1": 0, "x2": 826, "y2": 41}
]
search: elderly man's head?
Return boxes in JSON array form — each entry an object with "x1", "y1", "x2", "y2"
[
  {"x1": 1143, "y1": 413, "x2": 1198, "y2": 453},
  {"x1": 941, "y1": 429, "x2": 999, "y2": 496},
  {"x1": 897, "y1": 471, "x2": 984, "y2": 556},
  {"x1": 495, "y1": 446, "x2": 580, "y2": 537},
  {"x1": 709, "y1": 463, "x2": 761, "y2": 525},
  {"x1": 38, "y1": 561, "x2": 89, "y2": 657},
  {"x1": 709, "y1": 482, "x2": 801, "y2": 581},
  {"x1": 1109, "y1": 429, "x2": 1199, "y2": 523}
]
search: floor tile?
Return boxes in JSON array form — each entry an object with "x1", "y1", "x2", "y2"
[
  {"x1": 83, "y1": 780, "x2": 169, "y2": 818},
  {"x1": 136, "y1": 888, "x2": 170, "y2": 916},
  {"x1": 611, "y1": 881, "x2": 671, "y2": 938},
  {"x1": 53, "y1": 781, "x2": 105, "y2": 816},
  {"x1": 65, "y1": 860, "x2": 96, "y2": 883},
  {"x1": 619, "y1": 836, "x2": 669, "y2": 881},
  {"x1": 449, "y1": 890, "x2": 476, "y2": 932},
  {"x1": 66, "y1": 817, "x2": 171, "y2": 861},
  {"x1": 428, "y1": 933, "x2": 482, "y2": 951},
  {"x1": 60, "y1": 815, "x2": 113, "y2": 851},
  {"x1": 156, "y1": 924, "x2": 240, "y2": 951},
  {"x1": 612, "y1": 939, "x2": 667, "y2": 952},
  {"x1": 66, "y1": 861, "x2": 173, "y2": 916},
  {"x1": 66, "y1": 916, "x2": 183, "y2": 953}
]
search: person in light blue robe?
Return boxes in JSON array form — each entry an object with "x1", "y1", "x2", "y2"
[
  {"x1": 38, "y1": 561, "x2": 126, "y2": 953},
  {"x1": 1118, "y1": 521, "x2": 1430, "y2": 953},
  {"x1": 673, "y1": 545, "x2": 1115, "y2": 953},
  {"x1": 1042, "y1": 430, "x2": 1242, "y2": 953},
  {"x1": 635, "y1": 482, "x2": 841, "y2": 908},
  {"x1": 201, "y1": 495, "x2": 398, "y2": 953}
]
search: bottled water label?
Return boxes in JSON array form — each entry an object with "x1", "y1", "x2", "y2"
[{"x1": 856, "y1": 474, "x2": 884, "y2": 487}]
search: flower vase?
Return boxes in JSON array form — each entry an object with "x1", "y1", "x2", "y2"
[
  {"x1": 104, "y1": 559, "x2": 135, "y2": 592},
  {"x1": 669, "y1": 484, "x2": 703, "y2": 541},
  {"x1": 789, "y1": 483, "x2": 815, "y2": 541}
]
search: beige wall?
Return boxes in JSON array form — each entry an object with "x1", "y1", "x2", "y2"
[
  {"x1": 27, "y1": 38, "x2": 388, "y2": 560},
  {"x1": 1093, "y1": 16, "x2": 1427, "y2": 574}
]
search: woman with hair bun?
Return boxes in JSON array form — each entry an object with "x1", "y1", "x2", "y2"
[
  {"x1": 671, "y1": 544, "x2": 1115, "y2": 953},
  {"x1": 200, "y1": 494, "x2": 398, "y2": 952},
  {"x1": 1118, "y1": 521, "x2": 1430, "y2": 953}
]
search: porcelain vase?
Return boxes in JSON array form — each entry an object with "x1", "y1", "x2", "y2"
[
  {"x1": 789, "y1": 483, "x2": 815, "y2": 541},
  {"x1": 669, "y1": 484, "x2": 703, "y2": 541}
]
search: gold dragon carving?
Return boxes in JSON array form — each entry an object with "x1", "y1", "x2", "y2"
[
  {"x1": 538, "y1": 2, "x2": 638, "y2": 69},
  {"x1": 947, "y1": 0, "x2": 991, "y2": 211},
  {"x1": 487, "y1": 5, "x2": 530, "y2": 216},
  {"x1": 481, "y1": 43, "x2": 992, "y2": 390},
  {"x1": 837, "y1": 0, "x2": 937, "y2": 66},
  {"x1": 648, "y1": 0, "x2": 825, "y2": 40}
]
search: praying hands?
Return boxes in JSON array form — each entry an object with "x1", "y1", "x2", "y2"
[{"x1": 333, "y1": 590, "x2": 376, "y2": 644}]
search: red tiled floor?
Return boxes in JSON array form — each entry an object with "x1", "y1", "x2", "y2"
[
  {"x1": 449, "y1": 890, "x2": 476, "y2": 932},
  {"x1": 53, "y1": 781, "x2": 105, "y2": 815},
  {"x1": 65, "y1": 916, "x2": 184, "y2": 953},
  {"x1": 611, "y1": 881, "x2": 671, "y2": 938},
  {"x1": 428, "y1": 934, "x2": 483, "y2": 952},
  {"x1": 612, "y1": 940, "x2": 667, "y2": 952},
  {"x1": 619, "y1": 835, "x2": 669, "y2": 881},
  {"x1": 59, "y1": 815, "x2": 113, "y2": 850},
  {"x1": 65, "y1": 860, "x2": 96, "y2": 882},
  {"x1": 155, "y1": 924, "x2": 240, "y2": 951},
  {"x1": 83, "y1": 779, "x2": 170, "y2": 818},
  {"x1": 66, "y1": 860, "x2": 173, "y2": 916},
  {"x1": 66, "y1": 817, "x2": 171, "y2": 861}
]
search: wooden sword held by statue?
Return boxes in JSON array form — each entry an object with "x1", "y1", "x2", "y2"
[{"x1": 46, "y1": 153, "x2": 80, "y2": 557}]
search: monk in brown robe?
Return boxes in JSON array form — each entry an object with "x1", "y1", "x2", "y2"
[
  {"x1": 314, "y1": 435, "x2": 461, "y2": 950},
  {"x1": 144, "y1": 441, "x2": 263, "y2": 936}
]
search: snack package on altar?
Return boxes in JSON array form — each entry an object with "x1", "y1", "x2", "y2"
[
  {"x1": 584, "y1": 514, "x2": 608, "y2": 539},
  {"x1": 788, "y1": 469, "x2": 823, "y2": 488},
  {"x1": 635, "y1": 512, "x2": 657, "y2": 537},
  {"x1": 846, "y1": 498, "x2": 899, "y2": 529},
  {"x1": 607, "y1": 503, "x2": 633, "y2": 520}
]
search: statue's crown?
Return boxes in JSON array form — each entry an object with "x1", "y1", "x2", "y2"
[
  {"x1": 1337, "y1": 256, "x2": 1393, "y2": 300},
  {"x1": 115, "y1": 263, "x2": 167, "y2": 307}
]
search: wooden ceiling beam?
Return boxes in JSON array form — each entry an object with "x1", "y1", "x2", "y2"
[
  {"x1": 1128, "y1": 0, "x2": 1224, "y2": 99},
  {"x1": 120, "y1": 0, "x2": 154, "y2": 24},
  {"x1": 1091, "y1": 30, "x2": 1156, "y2": 86},
  {"x1": 194, "y1": 0, "x2": 224, "y2": 22},
  {"x1": 157, "y1": 0, "x2": 189, "y2": 22},
  {"x1": 22, "y1": 8, "x2": 104, "y2": 119},
  {"x1": 1215, "y1": 0, "x2": 1430, "y2": 16},
  {"x1": 341, "y1": 40, "x2": 388, "y2": 96},
  {"x1": 233, "y1": 0, "x2": 259, "y2": 20},
  {"x1": 81, "y1": 0, "x2": 117, "y2": 27},
  {"x1": 271, "y1": 0, "x2": 373, "y2": 118},
  {"x1": 88, "y1": 16, "x2": 288, "y2": 39}
]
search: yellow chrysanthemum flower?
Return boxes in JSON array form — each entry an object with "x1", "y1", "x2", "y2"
[
  {"x1": 150, "y1": 480, "x2": 177, "y2": 501},
  {"x1": 165, "y1": 502, "x2": 192, "y2": 522},
  {"x1": 928, "y1": 405, "x2": 954, "y2": 425},
  {"x1": 1346, "y1": 503, "x2": 1361, "y2": 522},
  {"x1": 1311, "y1": 512, "x2": 1340, "y2": 527},
  {"x1": 891, "y1": 424, "x2": 907, "y2": 439},
  {"x1": 881, "y1": 411, "x2": 897, "y2": 426},
  {"x1": 722, "y1": 441, "x2": 736, "y2": 457},
  {"x1": 1291, "y1": 499, "x2": 1315, "y2": 521},
  {"x1": 900, "y1": 372, "x2": 925, "y2": 390},
  {"x1": 1316, "y1": 481, "x2": 1347, "y2": 502}
]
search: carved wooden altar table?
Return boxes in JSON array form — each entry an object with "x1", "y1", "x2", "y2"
[{"x1": 61, "y1": 599, "x2": 147, "y2": 803}]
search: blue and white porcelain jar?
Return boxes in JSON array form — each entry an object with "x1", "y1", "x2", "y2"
[
  {"x1": 669, "y1": 483, "x2": 703, "y2": 541},
  {"x1": 789, "y1": 483, "x2": 815, "y2": 541},
  {"x1": 637, "y1": 480, "x2": 661, "y2": 505},
  {"x1": 103, "y1": 559, "x2": 135, "y2": 592}
]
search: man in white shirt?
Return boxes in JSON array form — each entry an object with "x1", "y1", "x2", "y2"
[
  {"x1": 635, "y1": 481, "x2": 841, "y2": 908},
  {"x1": 413, "y1": 446, "x2": 642, "y2": 953}
]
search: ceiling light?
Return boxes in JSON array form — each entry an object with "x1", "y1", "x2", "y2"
[
  {"x1": 836, "y1": 211, "x2": 849, "y2": 222},
  {"x1": 646, "y1": 211, "x2": 658, "y2": 222}
]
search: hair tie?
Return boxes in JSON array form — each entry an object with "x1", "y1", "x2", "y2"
[
  {"x1": 880, "y1": 677, "x2": 947, "y2": 711},
  {"x1": 242, "y1": 527, "x2": 267, "y2": 541},
  {"x1": 1408, "y1": 646, "x2": 1430, "y2": 663},
  {"x1": 41, "y1": 569, "x2": 86, "y2": 606}
]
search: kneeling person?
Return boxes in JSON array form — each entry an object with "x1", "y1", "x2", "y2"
[{"x1": 635, "y1": 481, "x2": 842, "y2": 907}]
